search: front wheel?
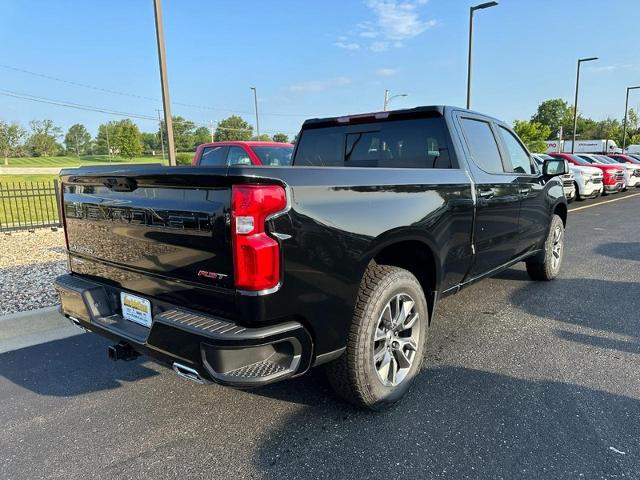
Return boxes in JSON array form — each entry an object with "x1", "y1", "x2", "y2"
[
  {"x1": 325, "y1": 264, "x2": 428, "y2": 410},
  {"x1": 526, "y1": 214, "x2": 565, "y2": 281}
]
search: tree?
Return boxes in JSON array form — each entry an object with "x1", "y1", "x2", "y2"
[
  {"x1": 513, "y1": 120, "x2": 551, "y2": 153},
  {"x1": 64, "y1": 124, "x2": 92, "y2": 157},
  {"x1": 95, "y1": 122, "x2": 117, "y2": 155},
  {"x1": 141, "y1": 132, "x2": 162, "y2": 155},
  {"x1": 0, "y1": 121, "x2": 26, "y2": 165},
  {"x1": 114, "y1": 119, "x2": 142, "y2": 158},
  {"x1": 192, "y1": 126, "x2": 211, "y2": 147},
  {"x1": 531, "y1": 99, "x2": 573, "y2": 139},
  {"x1": 27, "y1": 119, "x2": 61, "y2": 157},
  {"x1": 629, "y1": 133, "x2": 640, "y2": 145},
  {"x1": 272, "y1": 133, "x2": 289, "y2": 143},
  {"x1": 254, "y1": 134, "x2": 272, "y2": 142},
  {"x1": 214, "y1": 115, "x2": 253, "y2": 142}
]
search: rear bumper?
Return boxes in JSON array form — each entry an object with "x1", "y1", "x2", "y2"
[{"x1": 54, "y1": 274, "x2": 313, "y2": 387}]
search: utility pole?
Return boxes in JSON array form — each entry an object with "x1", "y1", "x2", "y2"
[
  {"x1": 571, "y1": 57, "x2": 598, "y2": 154},
  {"x1": 209, "y1": 120, "x2": 215, "y2": 142},
  {"x1": 250, "y1": 87, "x2": 260, "y2": 139},
  {"x1": 383, "y1": 89, "x2": 389, "y2": 111},
  {"x1": 622, "y1": 86, "x2": 640, "y2": 153},
  {"x1": 74, "y1": 131, "x2": 80, "y2": 159},
  {"x1": 105, "y1": 125, "x2": 111, "y2": 162},
  {"x1": 153, "y1": 0, "x2": 176, "y2": 166},
  {"x1": 157, "y1": 109, "x2": 166, "y2": 162},
  {"x1": 466, "y1": 2, "x2": 498, "y2": 109},
  {"x1": 558, "y1": 125, "x2": 563, "y2": 152}
]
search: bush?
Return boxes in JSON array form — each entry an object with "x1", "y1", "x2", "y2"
[{"x1": 175, "y1": 152, "x2": 194, "y2": 165}]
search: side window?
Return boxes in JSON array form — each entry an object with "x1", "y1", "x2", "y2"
[
  {"x1": 498, "y1": 126, "x2": 534, "y2": 174},
  {"x1": 227, "y1": 146, "x2": 252, "y2": 166},
  {"x1": 199, "y1": 146, "x2": 228, "y2": 166},
  {"x1": 460, "y1": 118, "x2": 505, "y2": 173}
]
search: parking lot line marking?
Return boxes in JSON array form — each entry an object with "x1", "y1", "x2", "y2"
[{"x1": 569, "y1": 193, "x2": 640, "y2": 212}]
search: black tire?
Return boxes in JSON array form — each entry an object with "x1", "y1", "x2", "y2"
[
  {"x1": 325, "y1": 264, "x2": 429, "y2": 411},
  {"x1": 526, "y1": 214, "x2": 565, "y2": 281},
  {"x1": 573, "y1": 182, "x2": 584, "y2": 201}
]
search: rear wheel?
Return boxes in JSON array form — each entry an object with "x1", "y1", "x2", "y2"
[
  {"x1": 526, "y1": 214, "x2": 564, "y2": 281},
  {"x1": 326, "y1": 264, "x2": 428, "y2": 410}
]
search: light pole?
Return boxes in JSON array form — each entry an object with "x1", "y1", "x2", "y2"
[
  {"x1": 250, "y1": 87, "x2": 260, "y2": 139},
  {"x1": 383, "y1": 90, "x2": 408, "y2": 111},
  {"x1": 466, "y1": 1, "x2": 498, "y2": 110},
  {"x1": 153, "y1": 0, "x2": 176, "y2": 166},
  {"x1": 571, "y1": 56, "x2": 598, "y2": 154},
  {"x1": 622, "y1": 85, "x2": 640, "y2": 152}
]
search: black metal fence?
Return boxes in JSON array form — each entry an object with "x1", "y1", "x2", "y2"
[{"x1": 0, "y1": 180, "x2": 62, "y2": 232}]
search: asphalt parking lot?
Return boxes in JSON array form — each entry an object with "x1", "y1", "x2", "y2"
[{"x1": 1, "y1": 191, "x2": 639, "y2": 480}]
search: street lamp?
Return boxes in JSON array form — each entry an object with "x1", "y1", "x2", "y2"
[
  {"x1": 383, "y1": 90, "x2": 408, "y2": 111},
  {"x1": 250, "y1": 87, "x2": 260, "y2": 139},
  {"x1": 571, "y1": 56, "x2": 598, "y2": 153},
  {"x1": 622, "y1": 85, "x2": 640, "y2": 152},
  {"x1": 153, "y1": 0, "x2": 176, "y2": 166},
  {"x1": 466, "y1": 1, "x2": 498, "y2": 109}
]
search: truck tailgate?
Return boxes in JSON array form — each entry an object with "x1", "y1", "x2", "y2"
[{"x1": 60, "y1": 167, "x2": 235, "y2": 307}]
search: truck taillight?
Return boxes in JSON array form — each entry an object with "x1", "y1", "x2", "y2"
[{"x1": 231, "y1": 184, "x2": 286, "y2": 291}]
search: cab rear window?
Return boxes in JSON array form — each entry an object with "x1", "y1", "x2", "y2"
[{"x1": 293, "y1": 117, "x2": 453, "y2": 169}]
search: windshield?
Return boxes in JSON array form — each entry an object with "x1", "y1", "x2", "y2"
[
  {"x1": 629, "y1": 155, "x2": 640, "y2": 163},
  {"x1": 595, "y1": 155, "x2": 618, "y2": 164},
  {"x1": 252, "y1": 146, "x2": 293, "y2": 166}
]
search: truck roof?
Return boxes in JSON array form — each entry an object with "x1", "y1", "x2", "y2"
[{"x1": 301, "y1": 105, "x2": 501, "y2": 129}]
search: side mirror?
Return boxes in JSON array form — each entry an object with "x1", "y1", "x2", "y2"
[{"x1": 543, "y1": 158, "x2": 568, "y2": 177}]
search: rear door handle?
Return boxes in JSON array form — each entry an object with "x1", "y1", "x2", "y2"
[{"x1": 478, "y1": 187, "x2": 495, "y2": 199}]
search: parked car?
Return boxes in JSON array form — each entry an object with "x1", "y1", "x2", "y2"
[
  {"x1": 192, "y1": 141, "x2": 294, "y2": 167},
  {"x1": 627, "y1": 154, "x2": 640, "y2": 163},
  {"x1": 550, "y1": 152, "x2": 625, "y2": 194},
  {"x1": 533, "y1": 154, "x2": 576, "y2": 201},
  {"x1": 607, "y1": 153, "x2": 640, "y2": 188},
  {"x1": 578, "y1": 154, "x2": 640, "y2": 189},
  {"x1": 540, "y1": 153, "x2": 602, "y2": 200},
  {"x1": 55, "y1": 106, "x2": 569, "y2": 410}
]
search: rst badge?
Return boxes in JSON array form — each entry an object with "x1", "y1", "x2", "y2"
[{"x1": 197, "y1": 270, "x2": 228, "y2": 281}]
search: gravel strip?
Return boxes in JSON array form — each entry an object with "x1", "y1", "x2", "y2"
[{"x1": 0, "y1": 229, "x2": 67, "y2": 315}]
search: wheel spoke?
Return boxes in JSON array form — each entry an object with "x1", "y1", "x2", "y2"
[
  {"x1": 393, "y1": 295, "x2": 401, "y2": 323},
  {"x1": 397, "y1": 337, "x2": 418, "y2": 352},
  {"x1": 374, "y1": 326, "x2": 386, "y2": 342},
  {"x1": 394, "y1": 346, "x2": 412, "y2": 369},
  {"x1": 388, "y1": 355, "x2": 398, "y2": 385},
  {"x1": 398, "y1": 312, "x2": 419, "y2": 332},
  {"x1": 377, "y1": 350, "x2": 392, "y2": 380},
  {"x1": 373, "y1": 345, "x2": 387, "y2": 363},
  {"x1": 381, "y1": 304, "x2": 393, "y2": 326}
]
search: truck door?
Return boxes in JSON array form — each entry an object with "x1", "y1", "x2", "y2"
[
  {"x1": 455, "y1": 114, "x2": 521, "y2": 278},
  {"x1": 494, "y1": 124, "x2": 547, "y2": 255}
]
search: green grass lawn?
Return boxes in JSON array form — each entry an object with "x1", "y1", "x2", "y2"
[
  {"x1": 0, "y1": 174, "x2": 61, "y2": 227},
  {"x1": 3, "y1": 155, "x2": 166, "y2": 168}
]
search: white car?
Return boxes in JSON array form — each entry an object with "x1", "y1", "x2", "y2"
[
  {"x1": 533, "y1": 154, "x2": 587, "y2": 201},
  {"x1": 577, "y1": 154, "x2": 640, "y2": 189}
]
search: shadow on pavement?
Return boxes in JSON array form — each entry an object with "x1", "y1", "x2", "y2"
[
  {"x1": 0, "y1": 333, "x2": 158, "y2": 397},
  {"x1": 509, "y1": 278, "x2": 640, "y2": 339},
  {"x1": 251, "y1": 366, "x2": 639, "y2": 479},
  {"x1": 594, "y1": 242, "x2": 640, "y2": 262},
  {"x1": 556, "y1": 329, "x2": 640, "y2": 354}
]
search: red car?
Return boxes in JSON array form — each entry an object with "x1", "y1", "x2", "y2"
[
  {"x1": 192, "y1": 141, "x2": 294, "y2": 167},
  {"x1": 549, "y1": 152, "x2": 625, "y2": 194}
]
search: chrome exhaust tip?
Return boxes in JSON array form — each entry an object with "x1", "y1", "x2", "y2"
[{"x1": 172, "y1": 362, "x2": 206, "y2": 384}]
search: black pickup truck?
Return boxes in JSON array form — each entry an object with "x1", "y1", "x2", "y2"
[{"x1": 55, "y1": 106, "x2": 569, "y2": 410}]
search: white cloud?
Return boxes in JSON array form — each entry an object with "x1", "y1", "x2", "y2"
[
  {"x1": 287, "y1": 77, "x2": 352, "y2": 94},
  {"x1": 334, "y1": 41, "x2": 361, "y2": 51},
  {"x1": 376, "y1": 68, "x2": 399, "y2": 76},
  {"x1": 365, "y1": 0, "x2": 437, "y2": 41},
  {"x1": 333, "y1": 0, "x2": 437, "y2": 53}
]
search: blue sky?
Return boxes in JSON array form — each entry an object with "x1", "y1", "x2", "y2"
[{"x1": 1, "y1": 0, "x2": 639, "y2": 138}]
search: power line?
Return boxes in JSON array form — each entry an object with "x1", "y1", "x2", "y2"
[
  {"x1": 0, "y1": 89, "x2": 298, "y2": 135},
  {"x1": 0, "y1": 63, "x2": 316, "y2": 118}
]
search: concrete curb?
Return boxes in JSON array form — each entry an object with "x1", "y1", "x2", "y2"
[
  {"x1": 0, "y1": 305, "x2": 60, "y2": 323},
  {"x1": 0, "y1": 304, "x2": 83, "y2": 354}
]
